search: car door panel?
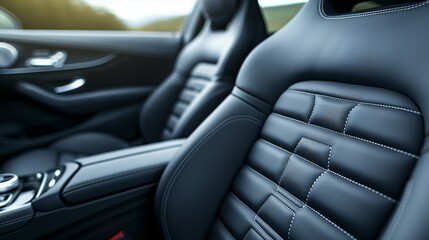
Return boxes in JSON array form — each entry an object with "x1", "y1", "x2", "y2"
[{"x1": 0, "y1": 31, "x2": 182, "y2": 159}]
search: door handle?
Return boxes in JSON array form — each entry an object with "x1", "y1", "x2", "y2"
[
  {"x1": 26, "y1": 51, "x2": 67, "y2": 68},
  {"x1": 54, "y1": 78, "x2": 86, "y2": 93}
]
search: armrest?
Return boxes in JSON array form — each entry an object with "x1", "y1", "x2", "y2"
[
  {"x1": 0, "y1": 139, "x2": 185, "y2": 239},
  {"x1": 61, "y1": 139, "x2": 184, "y2": 203}
]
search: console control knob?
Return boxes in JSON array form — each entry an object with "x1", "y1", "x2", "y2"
[{"x1": 0, "y1": 173, "x2": 19, "y2": 193}]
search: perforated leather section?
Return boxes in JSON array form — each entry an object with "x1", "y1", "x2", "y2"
[
  {"x1": 161, "y1": 63, "x2": 217, "y2": 140},
  {"x1": 208, "y1": 81, "x2": 424, "y2": 240}
]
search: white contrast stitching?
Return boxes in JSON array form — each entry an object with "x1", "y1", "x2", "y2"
[
  {"x1": 247, "y1": 162, "x2": 358, "y2": 240},
  {"x1": 308, "y1": 95, "x2": 318, "y2": 123},
  {"x1": 305, "y1": 144, "x2": 332, "y2": 203},
  {"x1": 319, "y1": 0, "x2": 429, "y2": 20},
  {"x1": 289, "y1": 90, "x2": 422, "y2": 115},
  {"x1": 0, "y1": 214, "x2": 33, "y2": 227},
  {"x1": 272, "y1": 113, "x2": 420, "y2": 159},
  {"x1": 343, "y1": 104, "x2": 360, "y2": 133},
  {"x1": 299, "y1": 138, "x2": 332, "y2": 149},
  {"x1": 277, "y1": 154, "x2": 294, "y2": 187},
  {"x1": 305, "y1": 171, "x2": 327, "y2": 203},
  {"x1": 261, "y1": 138, "x2": 397, "y2": 203},
  {"x1": 327, "y1": 147, "x2": 332, "y2": 169},
  {"x1": 63, "y1": 167, "x2": 162, "y2": 196},
  {"x1": 305, "y1": 205, "x2": 357, "y2": 240},
  {"x1": 328, "y1": 169, "x2": 396, "y2": 203},
  {"x1": 287, "y1": 213, "x2": 296, "y2": 240}
]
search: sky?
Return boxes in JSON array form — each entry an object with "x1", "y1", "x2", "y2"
[{"x1": 83, "y1": 0, "x2": 308, "y2": 27}]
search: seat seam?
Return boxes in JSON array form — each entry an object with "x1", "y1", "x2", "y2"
[
  {"x1": 272, "y1": 113, "x2": 420, "y2": 159},
  {"x1": 232, "y1": 192, "x2": 256, "y2": 214},
  {"x1": 254, "y1": 216, "x2": 281, "y2": 240},
  {"x1": 247, "y1": 165, "x2": 304, "y2": 208},
  {"x1": 305, "y1": 146, "x2": 332, "y2": 203},
  {"x1": 343, "y1": 104, "x2": 360, "y2": 133},
  {"x1": 305, "y1": 171, "x2": 327, "y2": 203},
  {"x1": 0, "y1": 214, "x2": 33, "y2": 228},
  {"x1": 289, "y1": 90, "x2": 422, "y2": 115},
  {"x1": 246, "y1": 165, "x2": 278, "y2": 187},
  {"x1": 261, "y1": 138, "x2": 397, "y2": 203},
  {"x1": 63, "y1": 167, "x2": 163, "y2": 196},
  {"x1": 296, "y1": 137, "x2": 332, "y2": 150},
  {"x1": 287, "y1": 213, "x2": 296, "y2": 240},
  {"x1": 308, "y1": 95, "x2": 318, "y2": 123},
  {"x1": 217, "y1": 219, "x2": 237, "y2": 240},
  {"x1": 269, "y1": 194, "x2": 297, "y2": 240},
  {"x1": 304, "y1": 205, "x2": 357, "y2": 240},
  {"x1": 246, "y1": 228, "x2": 264, "y2": 240},
  {"x1": 277, "y1": 189, "x2": 304, "y2": 206},
  {"x1": 253, "y1": 222, "x2": 274, "y2": 240},
  {"x1": 382, "y1": 180, "x2": 414, "y2": 239},
  {"x1": 238, "y1": 165, "x2": 357, "y2": 240},
  {"x1": 271, "y1": 194, "x2": 295, "y2": 213},
  {"x1": 319, "y1": 0, "x2": 429, "y2": 20},
  {"x1": 232, "y1": 192, "x2": 283, "y2": 240},
  {"x1": 161, "y1": 116, "x2": 263, "y2": 240}
]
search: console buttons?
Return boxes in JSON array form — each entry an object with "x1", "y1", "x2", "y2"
[
  {"x1": 54, "y1": 169, "x2": 61, "y2": 177},
  {"x1": 48, "y1": 179, "x2": 56, "y2": 188},
  {"x1": 36, "y1": 173, "x2": 43, "y2": 180}
]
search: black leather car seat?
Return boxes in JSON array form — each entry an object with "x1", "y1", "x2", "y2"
[
  {"x1": 0, "y1": 0, "x2": 266, "y2": 176},
  {"x1": 155, "y1": 0, "x2": 429, "y2": 239}
]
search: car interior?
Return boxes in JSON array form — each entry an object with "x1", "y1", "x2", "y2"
[{"x1": 0, "y1": 0, "x2": 428, "y2": 239}]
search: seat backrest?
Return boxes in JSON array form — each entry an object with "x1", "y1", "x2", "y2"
[
  {"x1": 139, "y1": 0, "x2": 266, "y2": 143},
  {"x1": 155, "y1": 0, "x2": 429, "y2": 239}
]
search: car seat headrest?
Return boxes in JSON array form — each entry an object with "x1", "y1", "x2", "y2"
[{"x1": 202, "y1": 0, "x2": 239, "y2": 29}]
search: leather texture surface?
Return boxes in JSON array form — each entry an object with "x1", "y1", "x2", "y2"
[
  {"x1": 0, "y1": 205, "x2": 34, "y2": 237},
  {"x1": 0, "y1": 132, "x2": 128, "y2": 176},
  {"x1": 139, "y1": 0, "x2": 266, "y2": 143},
  {"x1": 1, "y1": 0, "x2": 266, "y2": 176},
  {"x1": 155, "y1": 0, "x2": 429, "y2": 239},
  {"x1": 62, "y1": 140, "x2": 184, "y2": 203},
  {"x1": 208, "y1": 82, "x2": 423, "y2": 240}
]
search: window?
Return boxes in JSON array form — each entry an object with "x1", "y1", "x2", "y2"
[
  {"x1": 259, "y1": 0, "x2": 308, "y2": 33},
  {"x1": 0, "y1": 0, "x2": 197, "y2": 32}
]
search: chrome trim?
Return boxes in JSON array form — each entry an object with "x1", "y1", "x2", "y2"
[
  {"x1": 0, "y1": 42, "x2": 18, "y2": 68},
  {"x1": 0, "y1": 54, "x2": 116, "y2": 75},
  {"x1": 35, "y1": 173, "x2": 47, "y2": 199},
  {"x1": 54, "y1": 78, "x2": 86, "y2": 93},
  {"x1": 26, "y1": 51, "x2": 67, "y2": 68},
  {"x1": 0, "y1": 173, "x2": 19, "y2": 193},
  {"x1": 0, "y1": 193, "x2": 13, "y2": 208}
]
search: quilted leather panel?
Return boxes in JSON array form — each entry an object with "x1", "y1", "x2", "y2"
[
  {"x1": 208, "y1": 81, "x2": 423, "y2": 240},
  {"x1": 161, "y1": 63, "x2": 217, "y2": 140}
]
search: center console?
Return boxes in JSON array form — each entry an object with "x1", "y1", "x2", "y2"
[{"x1": 0, "y1": 139, "x2": 185, "y2": 239}]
